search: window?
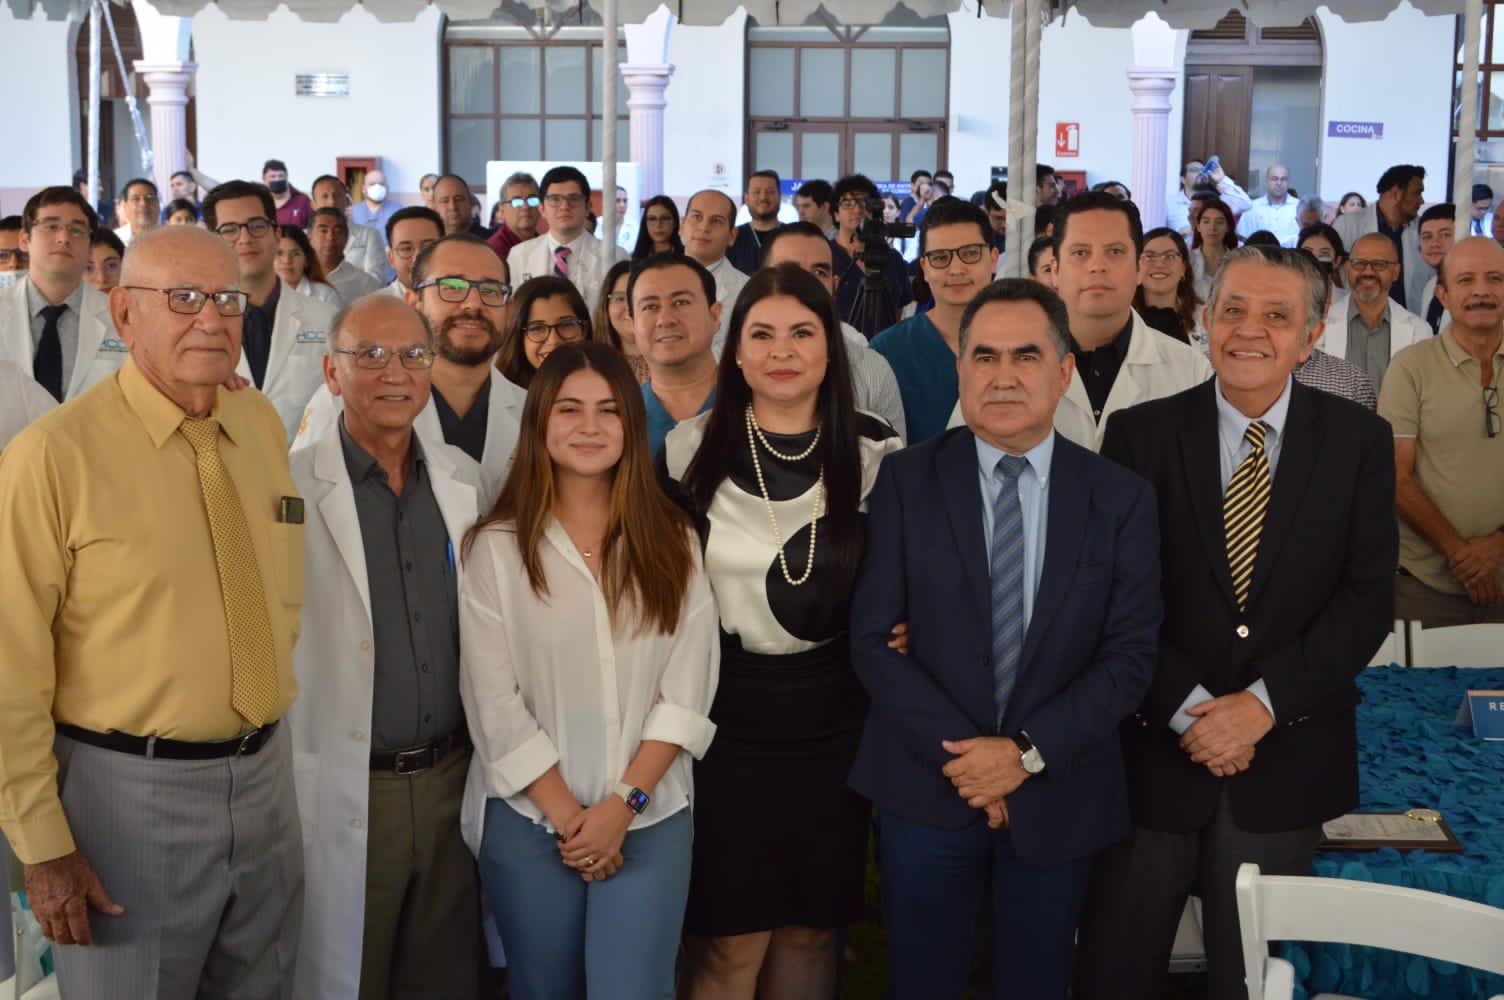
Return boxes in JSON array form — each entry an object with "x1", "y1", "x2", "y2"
[
  {"x1": 444, "y1": 4, "x2": 629, "y2": 186},
  {"x1": 1453, "y1": 4, "x2": 1504, "y2": 138}
]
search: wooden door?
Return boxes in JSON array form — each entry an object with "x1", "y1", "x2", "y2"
[{"x1": 1182, "y1": 67, "x2": 1253, "y2": 185}]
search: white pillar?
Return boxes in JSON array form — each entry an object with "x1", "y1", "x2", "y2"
[
  {"x1": 1454, "y1": 0, "x2": 1483, "y2": 235},
  {"x1": 135, "y1": 60, "x2": 196, "y2": 199},
  {"x1": 1127, "y1": 68, "x2": 1177, "y2": 234},
  {"x1": 622, "y1": 64, "x2": 673, "y2": 199}
]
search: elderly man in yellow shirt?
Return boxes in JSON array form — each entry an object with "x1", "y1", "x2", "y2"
[{"x1": 0, "y1": 225, "x2": 306, "y2": 997}]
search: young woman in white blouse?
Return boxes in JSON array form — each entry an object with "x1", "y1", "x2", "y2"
[{"x1": 459, "y1": 340, "x2": 720, "y2": 999}]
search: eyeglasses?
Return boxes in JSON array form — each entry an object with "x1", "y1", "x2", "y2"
[
  {"x1": 1141, "y1": 250, "x2": 1183, "y2": 265},
  {"x1": 922, "y1": 243, "x2": 988, "y2": 269},
  {"x1": 0, "y1": 248, "x2": 28, "y2": 266},
  {"x1": 1349, "y1": 258, "x2": 1398, "y2": 273},
  {"x1": 333, "y1": 344, "x2": 436, "y2": 370},
  {"x1": 544, "y1": 193, "x2": 586, "y2": 207},
  {"x1": 215, "y1": 219, "x2": 274, "y2": 241},
  {"x1": 1487, "y1": 384, "x2": 1500, "y2": 439},
  {"x1": 606, "y1": 292, "x2": 627, "y2": 306},
  {"x1": 415, "y1": 275, "x2": 511, "y2": 306},
  {"x1": 522, "y1": 317, "x2": 586, "y2": 343},
  {"x1": 34, "y1": 220, "x2": 91, "y2": 241},
  {"x1": 507, "y1": 196, "x2": 542, "y2": 208},
  {"x1": 837, "y1": 197, "x2": 867, "y2": 210},
  {"x1": 391, "y1": 240, "x2": 438, "y2": 260},
  {"x1": 121, "y1": 285, "x2": 249, "y2": 317}
]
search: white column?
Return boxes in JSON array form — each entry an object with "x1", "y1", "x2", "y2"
[
  {"x1": 134, "y1": 60, "x2": 196, "y2": 198},
  {"x1": 622, "y1": 64, "x2": 673, "y2": 199},
  {"x1": 1454, "y1": 0, "x2": 1483, "y2": 235},
  {"x1": 1127, "y1": 68, "x2": 1177, "y2": 234}
]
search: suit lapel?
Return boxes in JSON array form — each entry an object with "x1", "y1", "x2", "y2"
[
  {"x1": 1180, "y1": 385, "x2": 1240, "y2": 610},
  {"x1": 1020, "y1": 436, "x2": 1086, "y2": 672},
  {"x1": 66, "y1": 290, "x2": 111, "y2": 398},
  {"x1": 263, "y1": 284, "x2": 300, "y2": 393},
  {"x1": 937, "y1": 429, "x2": 990, "y2": 624},
  {"x1": 3, "y1": 282, "x2": 34, "y2": 370},
  {"x1": 1246, "y1": 382, "x2": 1320, "y2": 607},
  {"x1": 313, "y1": 428, "x2": 372, "y2": 622}
]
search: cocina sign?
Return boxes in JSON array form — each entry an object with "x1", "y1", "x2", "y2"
[{"x1": 1327, "y1": 120, "x2": 1384, "y2": 139}]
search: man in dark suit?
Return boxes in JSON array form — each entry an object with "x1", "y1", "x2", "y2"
[
  {"x1": 850, "y1": 278, "x2": 1163, "y2": 998},
  {"x1": 1075, "y1": 245, "x2": 1398, "y2": 999}
]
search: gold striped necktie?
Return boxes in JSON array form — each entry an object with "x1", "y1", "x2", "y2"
[
  {"x1": 180, "y1": 417, "x2": 279, "y2": 728},
  {"x1": 1224, "y1": 420, "x2": 1272, "y2": 614}
]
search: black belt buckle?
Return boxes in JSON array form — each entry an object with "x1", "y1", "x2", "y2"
[
  {"x1": 392, "y1": 746, "x2": 431, "y2": 775},
  {"x1": 236, "y1": 729, "x2": 261, "y2": 756}
]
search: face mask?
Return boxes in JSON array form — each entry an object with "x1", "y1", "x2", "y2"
[
  {"x1": 366, "y1": 184, "x2": 387, "y2": 203},
  {"x1": 268, "y1": 180, "x2": 289, "y2": 195}
]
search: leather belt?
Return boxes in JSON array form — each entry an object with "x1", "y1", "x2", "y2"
[
  {"x1": 370, "y1": 730, "x2": 470, "y2": 775},
  {"x1": 57, "y1": 721, "x2": 279, "y2": 760}
]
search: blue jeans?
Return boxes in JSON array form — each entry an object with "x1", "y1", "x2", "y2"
[
  {"x1": 479, "y1": 799, "x2": 691, "y2": 1000},
  {"x1": 877, "y1": 808, "x2": 1091, "y2": 1000}
]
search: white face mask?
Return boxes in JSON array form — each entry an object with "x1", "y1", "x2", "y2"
[{"x1": 366, "y1": 184, "x2": 388, "y2": 203}]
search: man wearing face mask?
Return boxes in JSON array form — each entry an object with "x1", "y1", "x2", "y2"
[
  {"x1": 351, "y1": 169, "x2": 401, "y2": 238},
  {"x1": 294, "y1": 234, "x2": 525, "y2": 510},
  {"x1": 264, "y1": 158, "x2": 314, "y2": 229}
]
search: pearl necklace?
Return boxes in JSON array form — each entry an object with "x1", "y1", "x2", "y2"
[{"x1": 745, "y1": 406, "x2": 823, "y2": 587}]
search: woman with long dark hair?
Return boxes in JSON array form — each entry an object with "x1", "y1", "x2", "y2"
[
  {"x1": 666, "y1": 264, "x2": 902, "y2": 999},
  {"x1": 1189, "y1": 197, "x2": 1239, "y2": 302},
  {"x1": 633, "y1": 195, "x2": 684, "y2": 259},
  {"x1": 1134, "y1": 227, "x2": 1200, "y2": 346},
  {"x1": 1298, "y1": 222, "x2": 1349, "y2": 293},
  {"x1": 461, "y1": 341, "x2": 718, "y2": 999},
  {"x1": 274, "y1": 224, "x2": 342, "y2": 307},
  {"x1": 497, "y1": 276, "x2": 599, "y2": 390},
  {"x1": 595, "y1": 260, "x2": 649, "y2": 384}
]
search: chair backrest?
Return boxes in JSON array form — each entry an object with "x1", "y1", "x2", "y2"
[
  {"x1": 1408, "y1": 622, "x2": 1504, "y2": 668},
  {"x1": 1236, "y1": 863, "x2": 1504, "y2": 999},
  {"x1": 1367, "y1": 619, "x2": 1407, "y2": 667}
]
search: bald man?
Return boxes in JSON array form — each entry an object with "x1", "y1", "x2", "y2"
[
  {"x1": 289, "y1": 296, "x2": 483, "y2": 999},
  {"x1": 0, "y1": 226, "x2": 305, "y2": 996},
  {"x1": 1320, "y1": 232, "x2": 1431, "y2": 392},
  {"x1": 682, "y1": 189, "x2": 749, "y2": 354},
  {"x1": 1236, "y1": 164, "x2": 1301, "y2": 247}
]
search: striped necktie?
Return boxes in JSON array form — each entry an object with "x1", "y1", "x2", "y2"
[
  {"x1": 180, "y1": 417, "x2": 280, "y2": 727},
  {"x1": 989, "y1": 454, "x2": 1028, "y2": 725},
  {"x1": 554, "y1": 245, "x2": 571, "y2": 279},
  {"x1": 1224, "y1": 420, "x2": 1272, "y2": 613}
]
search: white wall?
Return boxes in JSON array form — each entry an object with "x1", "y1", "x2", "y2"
[
  {"x1": 660, "y1": 9, "x2": 746, "y2": 201},
  {"x1": 190, "y1": 4, "x2": 442, "y2": 197},
  {"x1": 0, "y1": 6, "x2": 79, "y2": 212},
  {"x1": 1316, "y1": 4, "x2": 1454, "y2": 204}
]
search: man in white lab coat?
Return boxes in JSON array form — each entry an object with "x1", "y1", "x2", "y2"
[
  {"x1": 289, "y1": 294, "x2": 483, "y2": 1000},
  {"x1": 203, "y1": 181, "x2": 337, "y2": 441},
  {"x1": 0, "y1": 361, "x2": 56, "y2": 450},
  {"x1": 0, "y1": 187, "x2": 127, "y2": 401}
]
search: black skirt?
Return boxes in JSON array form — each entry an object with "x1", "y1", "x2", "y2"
[{"x1": 683, "y1": 635, "x2": 871, "y2": 937}]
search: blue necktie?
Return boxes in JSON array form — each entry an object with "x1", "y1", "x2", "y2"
[
  {"x1": 34, "y1": 303, "x2": 66, "y2": 402},
  {"x1": 989, "y1": 454, "x2": 1028, "y2": 726}
]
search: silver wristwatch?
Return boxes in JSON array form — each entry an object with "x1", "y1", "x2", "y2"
[{"x1": 1014, "y1": 731, "x2": 1046, "y2": 775}]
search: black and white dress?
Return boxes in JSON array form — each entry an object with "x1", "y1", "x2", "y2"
[{"x1": 662, "y1": 409, "x2": 902, "y2": 937}]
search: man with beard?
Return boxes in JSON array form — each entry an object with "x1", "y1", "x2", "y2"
[
  {"x1": 294, "y1": 234, "x2": 523, "y2": 509},
  {"x1": 1333, "y1": 164, "x2": 1430, "y2": 310},
  {"x1": 1315, "y1": 232, "x2": 1430, "y2": 393},
  {"x1": 727, "y1": 169, "x2": 784, "y2": 276}
]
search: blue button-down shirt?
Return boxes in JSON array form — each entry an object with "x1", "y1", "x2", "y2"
[{"x1": 976, "y1": 431, "x2": 1053, "y2": 631}]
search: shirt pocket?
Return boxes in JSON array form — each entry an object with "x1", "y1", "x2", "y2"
[{"x1": 270, "y1": 521, "x2": 306, "y2": 608}]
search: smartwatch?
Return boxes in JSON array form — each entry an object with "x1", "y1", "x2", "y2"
[
  {"x1": 1014, "y1": 732, "x2": 1046, "y2": 775},
  {"x1": 615, "y1": 782, "x2": 650, "y2": 815}
]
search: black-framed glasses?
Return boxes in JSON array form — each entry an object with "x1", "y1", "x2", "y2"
[
  {"x1": 33, "y1": 219, "x2": 91, "y2": 241},
  {"x1": 0, "y1": 248, "x2": 28, "y2": 266},
  {"x1": 1141, "y1": 250, "x2": 1183, "y2": 265},
  {"x1": 414, "y1": 276, "x2": 511, "y2": 306},
  {"x1": 215, "y1": 219, "x2": 273, "y2": 241},
  {"x1": 333, "y1": 344, "x2": 435, "y2": 370},
  {"x1": 1486, "y1": 384, "x2": 1500, "y2": 439},
  {"x1": 507, "y1": 196, "x2": 542, "y2": 208},
  {"x1": 121, "y1": 285, "x2": 248, "y2": 316},
  {"x1": 522, "y1": 317, "x2": 586, "y2": 343},
  {"x1": 836, "y1": 197, "x2": 867, "y2": 210},
  {"x1": 544, "y1": 193, "x2": 586, "y2": 207},
  {"x1": 922, "y1": 243, "x2": 988, "y2": 269},
  {"x1": 1349, "y1": 257, "x2": 1398, "y2": 273}
]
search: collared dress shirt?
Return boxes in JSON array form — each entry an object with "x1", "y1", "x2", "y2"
[
  {"x1": 976, "y1": 431, "x2": 1054, "y2": 629},
  {"x1": 1345, "y1": 297, "x2": 1394, "y2": 391},
  {"x1": 432, "y1": 380, "x2": 491, "y2": 464},
  {"x1": 242, "y1": 281, "x2": 282, "y2": 389},
  {"x1": 0, "y1": 357, "x2": 302, "y2": 863},
  {"x1": 26, "y1": 280, "x2": 82, "y2": 393},
  {"x1": 1234, "y1": 196, "x2": 1301, "y2": 246},
  {"x1": 1073, "y1": 319, "x2": 1134, "y2": 422}
]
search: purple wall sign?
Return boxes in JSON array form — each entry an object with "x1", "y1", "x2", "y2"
[{"x1": 1328, "y1": 121, "x2": 1384, "y2": 140}]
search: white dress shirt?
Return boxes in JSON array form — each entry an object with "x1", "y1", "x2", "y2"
[
  {"x1": 705, "y1": 255, "x2": 751, "y2": 356},
  {"x1": 1235, "y1": 195, "x2": 1301, "y2": 247},
  {"x1": 458, "y1": 520, "x2": 720, "y2": 842},
  {"x1": 1166, "y1": 177, "x2": 1252, "y2": 236}
]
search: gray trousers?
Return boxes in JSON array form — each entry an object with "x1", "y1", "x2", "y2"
[
  {"x1": 1, "y1": 834, "x2": 14, "y2": 981},
  {"x1": 1395, "y1": 571, "x2": 1504, "y2": 628},
  {"x1": 52, "y1": 724, "x2": 304, "y2": 1000}
]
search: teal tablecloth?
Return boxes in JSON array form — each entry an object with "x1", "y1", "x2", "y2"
[{"x1": 1284, "y1": 666, "x2": 1504, "y2": 999}]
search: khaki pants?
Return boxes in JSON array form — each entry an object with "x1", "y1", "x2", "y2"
[
  {"x1": 359, "y1": 746, "x2": 481, "y2": 1000},
  {"x1": 1395, "y1": 572, "x2": 1504, "y2": 628}
]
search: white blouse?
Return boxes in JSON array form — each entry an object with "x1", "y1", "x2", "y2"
[{"x1": 458, "y1": 518, "x2": 720, "y2": 842}]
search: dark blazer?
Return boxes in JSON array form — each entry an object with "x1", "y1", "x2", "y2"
[
  {"x1": 1100, "y1": 379, "x2": 1396, "y2": 836},
  {"x1": 848, "y1": 428, "x2": 1163, "y2": 867}
]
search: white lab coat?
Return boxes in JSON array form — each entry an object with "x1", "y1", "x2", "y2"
[
  {"x1": 507, "y1": 231, "x2": 626, "y2": 312},
  {"x1": 0, "y1": 278, "x2": 126, "y2": 400},
  {"x1": 0, "y1": 360, "x2": 56, "y2": 450},
  {"x1": 1333, "y1": 205, "x2": 1433, "y2": 315},
  {"x1": 344, "y1": 221, "x2": 388, "y2": 281},
  {"x1": 324, "y1": 259, "x2": 384, "y2": 305},
  {"x1": 1419, "y1": 275, "x2": 1450, "y2": 332},
  {"x1": 293, "y1": 372, "x2": 526, "y2": 511},
  {"x1": 1316, "y1": 297, "x2": 1432, "y2": 364},
  {"x1": 290, "y1": 279, "x2": 344, "y2": 310},
  {"x1": 236, "y1": 280, "x2": 337, "y2": 442},
  {"x1": 944, "y1": 310, "x2": 1213, "y2": 452},
  {"x1": 287, "y1": 425, "x2": 481, "y2": 1000}
]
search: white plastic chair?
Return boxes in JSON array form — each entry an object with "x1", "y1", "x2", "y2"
[
  {"x1": 1366, "y1": 619, "x2": 1407, "y2": 666},
  {"x1": 1407, "y1": 622, "x2": 1504, "y2": 668},
  {"x1": 1235, "y1": 862, "x2": 1504, "y2": 1000}
]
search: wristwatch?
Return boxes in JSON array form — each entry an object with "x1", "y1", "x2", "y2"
[
  {"x1": 615, "y1": 782, "x2": 650, "y2": 815},
  {"x1": 1014, "y1": 732, "x2": 1046, "y2": 775}
]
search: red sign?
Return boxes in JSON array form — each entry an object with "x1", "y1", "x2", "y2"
[{"x1": 1055, "y1": 122, "x2": 1080, "y2": 158}]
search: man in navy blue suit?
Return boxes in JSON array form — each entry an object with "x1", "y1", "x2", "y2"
[{"x1": 849, "y1": 278, "x2": 1163, "y2": 998}]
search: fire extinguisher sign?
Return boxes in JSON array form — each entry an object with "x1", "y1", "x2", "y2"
[{"x1": 1055, "y1": 122, "x2": 1080, "y2": 158}]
